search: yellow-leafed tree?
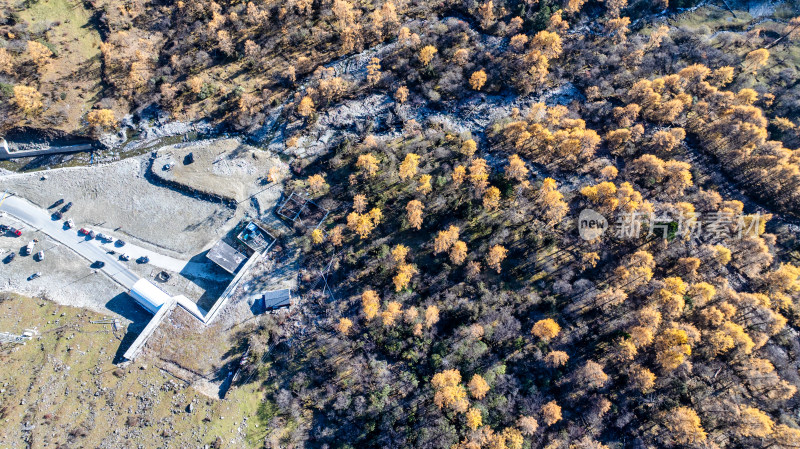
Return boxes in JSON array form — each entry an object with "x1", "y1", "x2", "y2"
[{"x1": 362, "y1": 290, "x2": 380, "y2": 320}]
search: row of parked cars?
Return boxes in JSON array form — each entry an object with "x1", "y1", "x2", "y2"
[
  {"x1": 78, "y1": 227, "x2": 121, "y2": 244},
  {"x1": 50, "y1": 198, "x2": 73, "y2": 220},
  {"x1": 0, "y1": 224, "x2": 23, "y2": 237}
]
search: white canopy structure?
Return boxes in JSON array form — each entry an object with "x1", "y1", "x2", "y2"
[{"x1": 129, "y1": 279, "x2": 172, "y2": 314}]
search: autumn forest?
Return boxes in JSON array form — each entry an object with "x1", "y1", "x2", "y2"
[{"x1": 3, "y1": 0, "x2": 800, "y2": 447}]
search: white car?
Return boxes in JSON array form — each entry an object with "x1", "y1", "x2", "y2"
[
  {"x1": 65, "y1": 219, "x2": 74, "y2": 229},
  {"x1": 36, "y1": 251, "x2": 44, "y2": 261}
]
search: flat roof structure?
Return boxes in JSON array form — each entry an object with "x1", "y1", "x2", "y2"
[
  {"x1": 237, "y1": 221, "x2": 275, "y2": 253},
  {"x1": 262, "y1": 289, "x2": 292, "y2": 311},
  {"x1": 206, "y1": 240, "x2": 247, "y2": 274}
]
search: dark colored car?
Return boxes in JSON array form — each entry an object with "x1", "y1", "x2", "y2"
[
  {"x1": 92, "y1": 260, "x2": 105, "y2": 269},
  {"x1": 52, "y1": 211, "x2": 63, "y2": 220},
  {"x1": 137, "y1": 256, "x2": 149, "y2": 264},
  {"x1": 61, "y1": 202, "x2": 73, "y2": 213},
  {"x1": 0, "y1": 225, "x2": 8, "y2": 232},
  {"x1": 116, "y1": 240, "x2": 126, "y2": 247},
  {"x1": 88, "y1": 230, "x2": 96, "y2": 239},
  {"x1": 28, "y1": 272, "x2": 41, "y2": 281},
  {"x1": 5, "y1": 252, "x2": 15, "y2": 263},
  {"x1": 51, "y1": 199, "x2": 64, "y2": 208}
]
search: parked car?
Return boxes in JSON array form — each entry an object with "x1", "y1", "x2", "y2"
[
  {"x1": 28, "y1": 272, "x2": 41, "y2": 280},
  {"x1": 137, "y1": 255, "x2": 149, "y2": 264},
  {"x1": 52, "y1": 211, "x2": 62, "y2": 220},
  {"x1": 78, "y1": 228, "x2": 89, "y2": 235},
  {"x1": 96, "y1": 233, "x2": 106, "y2": 241},
  {"x1": 61, "y1": 202, "x2": 73, "y2": 212},
  {"x1": 65, "y1": 219, "x2": 74, "y2": 229},
  {"x1": 92, "y1": 260, "x2": 105, "y2": 268},
  {"x1": 10, "y1": 228, "x2": 21, "y2": 237},
  {"x1": 51, "y1": 199, "x2": 64, "y2": 208},
  {"x1": 36, "y1": 251, "x2": 44, "y2": 261},
  {"x1": 4, "y1": 252, "x2": 15, "y2": 263},
  {"x1": 25, "y1": 241, "x2": 35, "y2": 255},
  {"x1": 120, "y1": 253, "x2": 130, "y2": 261},
  {"x1": 0, "y1": 224, "x2": 8, "y2": 232},
  {"x1": 116, "y1": 240, "x2": 126, "y2": 247},
  {"x1": 88, "y1": 230, "x2": 96, "y2": 239}
]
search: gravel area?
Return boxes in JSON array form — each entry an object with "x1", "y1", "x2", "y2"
[
  {"x1": 152, "y1": 138, "x2": 286, "y2": 203},
  {"x1": 2, "y1": 154, "x2": 236, "y2": 257}
]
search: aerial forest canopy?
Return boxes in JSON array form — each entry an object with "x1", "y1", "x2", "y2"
[{"x1": 2, "y1": 0, "x2": 800, "y2": 447}]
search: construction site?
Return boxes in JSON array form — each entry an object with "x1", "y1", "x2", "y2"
[{"x1": 0, "y1": 137, "x2": 310, "y2": 406}]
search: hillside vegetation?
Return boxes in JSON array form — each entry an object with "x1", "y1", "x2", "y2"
[{"x1": 2, "y1": 0, "x2": 800, "y2": 448}]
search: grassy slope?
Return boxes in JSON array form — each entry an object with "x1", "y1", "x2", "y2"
[
  {"x1": 16, "y1": 0, "x2": 106, "y2": 132},
  {"x1": 0, "y1": 294, "x2": 263, "y2": 448}
]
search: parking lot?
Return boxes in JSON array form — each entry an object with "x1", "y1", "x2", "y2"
[{"x1": 0, "y1": 213, "x2": 126, "y2": 314}]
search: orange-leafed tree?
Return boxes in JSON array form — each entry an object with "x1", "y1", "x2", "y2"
[
  {"x1": 406, "y1": 200, "x2": 424, "y2": 230},
  {"x1": 337, "y1": 317, "x2": 353, "y2": 334},
  {"x1": 541, "y1": 401, "x2": 562, "y2": 426},
  {"x1": 362, "y1": 290, "x2": 380, "y2": 320},
  {"x1": 399, "y1": 153, "x2": 421, "y2": 180},
  {"x1": 466, "y1": 407, "x2": 482, "y2": 430},
  {"x1": 13, "y1": 86, "x2": 43, "y2": 116},
  {"x1": 394, "y1": 263, "x2": 417, "y2": 291},
  {"x1": 452, "y1": 165, "x2": 466, "y2": 186},
  {"x1": 506, "y1": 154, "x2": 529, "y2": 181},
  {"x1": 486, "y1": 245, "x2": 508, "y2": 273},
  {"x1": 468, "y1": 374, "x2": 490, "y2": 399},
  {"x1": 461, "y1": 138, "x2": 478, "y2": 157},
  {"x1": 662, "y1": 407, "x2": 706, "y2": 445},
  {"x1": 545, "y1": 350, "x2": 569, "y2": 367},
  {"x1": 469, "y1": 158, "x2": 490, "y2": 194},
  {"x1": 434, "y1": 226, "x2": 460, "y2": 254},
  {"x1": 425, "y1": 305, "x2": 439, "y2": 328},
  {"x1": 356, "y1": 153, "x2": 380, "y2": 177},
  {"x1": 381, "y1": 301, "x2": 403, "y2": 326},
  {"x1": 470, "y1": 70, "x2": 487, "y2": 91},
  {"x1": 432, "y1": 369, "x2": 469, "y2": 413},
  {"x1": 419, "y1": 45, "x2": 437, "y2": 66},
  {"x1": 532, "y1": 318, "x2": 561, "y2": 341},
  {"x1": 297, "y1": 96, "x2": 315, "y2": 117},
  {"x1": 483, "y1": 186, "x2": 501, "y2": 210},
  {"x1": 391, "y1": 244, "x2": 409, "y2": 264},
  {"x1": 450, "y1": 241, "x2": 468, "y2": 265}
]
